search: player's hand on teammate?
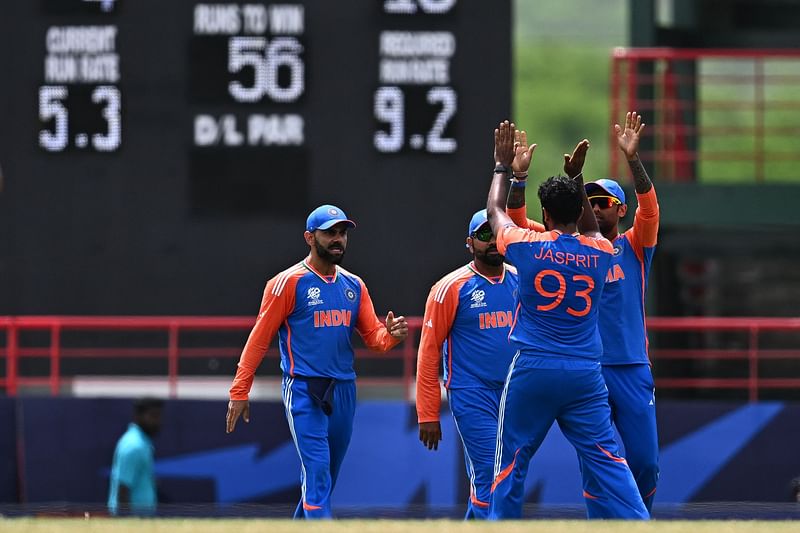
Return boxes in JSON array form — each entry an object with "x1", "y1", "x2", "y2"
[
  {"x1": 564, "y1": 139, "x2": 590, "y2": 179},
  {"x1": 419, "y1": 421, "x2": 442, "y2": 450},
  {"x1": 226, "y1": 399, "x2": 250, "y2": 433},
  {"x1": 494, "y1": 120, "x2": 516, "y2": 168},
  {"x1": 615, "y1": 111, "x2": 645, "y2": 160},
  {"x1": 386, "y1": 311, "x2": 408, "y2": 340},
  {"x1": 512, "y1": 129, "x2": 536, "y2": 175}
]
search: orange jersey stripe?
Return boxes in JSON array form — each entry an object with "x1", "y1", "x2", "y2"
[{"x1": 491, "y1": 448, "x2": 519, "y2": 493}]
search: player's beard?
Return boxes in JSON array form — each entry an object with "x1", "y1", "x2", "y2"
[
  {"x1": 314, "y1": 237, "x2": 346, "y2": 265},
  {"x1": 596, "y1": 214, "x2": 617, "y2": 237},
  {"x1": 475, "y1": 245, "x2": 504, "y2": 267}
]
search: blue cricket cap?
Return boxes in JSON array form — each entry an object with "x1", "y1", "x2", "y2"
[
  {"x1": 585, "y1": 178, "x2": 626, "y2": 204},
  {"x1": 306, "y1": 204, "x2": 356, "y2": 232},
  {"x1": 468, "y1": 209, "x2": 489, "y2": 237}
]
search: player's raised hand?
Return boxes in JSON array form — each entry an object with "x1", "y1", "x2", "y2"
[
  {"x1": 615, "y1": 111, "x2": 645, "y2": 160},
  {"x1": 564, "y1": 139, "x2": 590, "y2": 178},
  {"x1": 419, "y1": 421, "x2": 443, "y2": 451},
  {"x1": 226, "y1": 399, "x2": 250, "y2": 433},
  {"x1": 386, "y1": 311, "x2": 408, "y2": 340},
  {"x1": 512, "y1": 129, "x2": 537, "y2": 175},
  {"x1": 494, "y1": 120, "x2": 516, "y2": 167}
]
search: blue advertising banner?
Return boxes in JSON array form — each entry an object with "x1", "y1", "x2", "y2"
[
  {"x1": 0, "y1": 398, "x2": 18, "y2": 502},
  {"x1": 9, "y1": 398, "x2": 800, "y2": 511}
]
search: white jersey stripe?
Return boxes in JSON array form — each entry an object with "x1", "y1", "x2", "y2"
[
  {"x1": 494, "y1": 350, "x2": 519, "y2": 479},
  {"x1": 273, "y1": 263, "x2": 305, "y2": 296},
  {"x1": 434, "y1": 266, "x2": 471, "y2": 303}
]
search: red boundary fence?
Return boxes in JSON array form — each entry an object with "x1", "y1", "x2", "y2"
[
  {"x1": 610, "y1": 47, "x2": 800, "y2": 182},
  {"x1": 2, "y1": 316, "x2": 800, "y2": 401}
]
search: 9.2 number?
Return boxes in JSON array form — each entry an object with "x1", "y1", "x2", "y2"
[{"x1": 374, "y1": 86, "x2": 457, "y2": 153}]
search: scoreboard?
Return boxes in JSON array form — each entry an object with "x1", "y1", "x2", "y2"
[{"x1": 0, "y1": 0, "x2": 511, "y2": 315}]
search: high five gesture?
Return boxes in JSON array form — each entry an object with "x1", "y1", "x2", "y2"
[{"x1": 615, "y1": 111, "x2": 652, "y2": 193}]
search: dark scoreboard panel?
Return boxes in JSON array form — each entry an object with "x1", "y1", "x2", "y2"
[{"x1": 0, "y1": 0, "x2": 510, "y2": 315}]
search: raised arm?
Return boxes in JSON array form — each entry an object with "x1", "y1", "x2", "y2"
[
  {"x1": 616, "y1": 111, "x2": 652, "y2": 194},
  {"x1": 565, "y1": 139, "x2": 601, "y2": 237},
  {"x1": 487, "y1": 120, "x2": 517, "y2": 236},
  {"x1": 616, "y1": 111, "x2": 659, "y2": 251},
  {"x1": 507, "y1": 128, "x2": 536, "y2": 210},
  {"x1": 506, "y1": 129, "x2": 546, "y2": 231}
]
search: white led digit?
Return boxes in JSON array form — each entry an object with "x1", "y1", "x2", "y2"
[
  {"x1": 91, "y1": 85, "x2": 121, "y2": 152},
  {"x1": 229, "y1": 36, "x2": 304, "y2": 103},
  {"x1": 418, "y1": 0, "x2": 456, "y2": 14},
  {"x1": 384, "y1": 0, "x2": 456, "y2": 14},
  {"x1": 374, "y1": 86, "x2": 404, "y2": 152},
  {"x1": 426, "y1": 86, "x2": 456, "y2": 153},
  {"x1": 383, "y1": 0, "x2": 418, "y2": 14},
  {"x1": 38, "y1": 86, "x2": 69, "y2": 152},
  {"x1": 228, "y1": 36, "x2": 267, "y2": 103},
  {"x1": 265, "y1": 37, "x2": 304, "y2": 103}
]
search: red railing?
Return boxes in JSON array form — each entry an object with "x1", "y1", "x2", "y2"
[
  {"x1": 610, "y1": 48, "x2": 800, "y2": 183},
  {"x1": 1, "y1": 316, "x2": 800, "y2": 401},
  {"x1": 0, "y1": 316, "x2": 422, "y2": 398}
]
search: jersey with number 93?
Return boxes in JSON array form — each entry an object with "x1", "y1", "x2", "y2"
[{"x1": 496, "y1": 227, "x2": 614, "y2": 360}]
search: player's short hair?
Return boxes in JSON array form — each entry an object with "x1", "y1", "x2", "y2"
[
  {"x1": 134, "y1": 397, "x2": 164, "y2": 416},
  {"x1": 537, "y1": 175, "x2": 582, "y2": 225}
]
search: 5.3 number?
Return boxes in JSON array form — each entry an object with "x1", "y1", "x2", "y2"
[{"x1": 38, "y1": 85, "x2": 121, "y2": 152}]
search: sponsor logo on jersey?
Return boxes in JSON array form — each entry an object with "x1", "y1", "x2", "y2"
[
  {"x1": 313, "y1": 309, "x2": 352, "y2": 328},
  {"x1": 307, "y1": 286, "x2": 324, "y2": 306},
  {"x1": 469, "y1": 289, "x2": 487, "y2": 309},
  {"x1": 425, "y1": 319, "x2": 433, "y2": 328}
]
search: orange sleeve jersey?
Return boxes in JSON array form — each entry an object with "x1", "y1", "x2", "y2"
[
  {"x1": 507, "y1": 206, "x2": 546, "y2": 232},
  {"x1": 597, "y1": 187, "x2": 659, "y2": 365},
  {"x1": 416, "y1": 263, "x2": 519, "y2": 423},
  {"x1": 230, "y1": 259, "x2": 400, "y2": 400}
]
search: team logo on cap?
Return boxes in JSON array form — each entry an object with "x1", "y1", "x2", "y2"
[
  {"x1": 307, "y1": 287, "x2": 324, "y2": 306},
  {"x1": 345, "y1": 288, "x2": 356, "y2": 302},
  {"x1": 470, "y1": 289, "x2": 487, "y2": 309},
  {"x1": 328, "y1": 208, "x2": 339, "y2": 216}
]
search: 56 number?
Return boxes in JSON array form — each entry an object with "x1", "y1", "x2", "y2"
[{"x1": 228, "y1": 36, "x2": 304, "y2": 103}]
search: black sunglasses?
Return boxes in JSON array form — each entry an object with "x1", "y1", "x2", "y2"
[
  {"x1": 589, "y1": 196, "x2": 621, "y2": 209},
  {"x1": 472, "y1": 225, "x2": 494, "y2": 242}
]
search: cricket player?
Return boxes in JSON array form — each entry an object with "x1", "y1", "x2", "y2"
[
  {"x1": 225, "y1": 204, "x2": 409, "y2": 519},
  {"x1": 416, "y1": 208, "x2": 519, "y2": 519},
  {"x1": 486, "y1": 120, "x2": 648, "y2": 519},
  {"x1": 507, "y1": 112, "x2": 660, "y2": 512}
]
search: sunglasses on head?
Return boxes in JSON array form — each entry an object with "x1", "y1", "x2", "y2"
[
  {"x1": 472, "y1": 225, "x2": 494, "y2": 242},
  {"x1": 588, "y1": 196, "x2": 621, "y2": 209}
]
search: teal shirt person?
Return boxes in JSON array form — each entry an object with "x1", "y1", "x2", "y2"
[{"x1": 108, "y1": 398, "x2": 163, "y2": 516}]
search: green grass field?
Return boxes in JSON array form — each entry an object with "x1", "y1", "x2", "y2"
[{"x1": 2, "y1": 519, "x2": 800, "y2": 533}]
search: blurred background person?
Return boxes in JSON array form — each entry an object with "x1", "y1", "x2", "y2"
[{"x1": 107, "y1": 397, "x2": 163, "y2": 516}]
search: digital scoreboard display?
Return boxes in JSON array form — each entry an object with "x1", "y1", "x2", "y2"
[{"x1": 0, "y1": 0, "x2": 511, "y2": 315}]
